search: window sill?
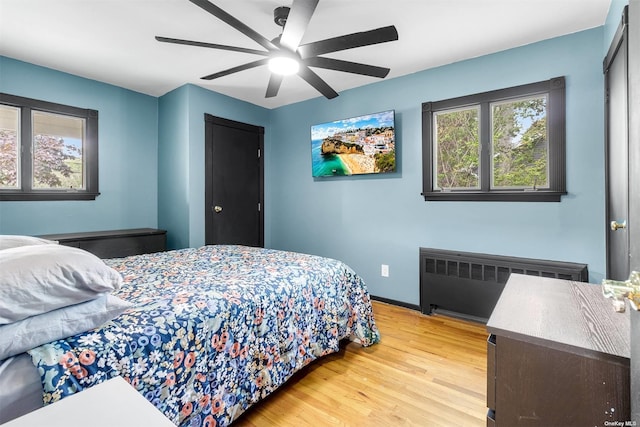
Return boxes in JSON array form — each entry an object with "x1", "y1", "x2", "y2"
[
  {"x1": 421, "y1": 191, "x2": 566, "y2": 202},
  {"x1": 0, "y1": 192, "x2": 100, "y2": 201}
]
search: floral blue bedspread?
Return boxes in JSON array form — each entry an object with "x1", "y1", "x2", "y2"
[{"x1": 28, "y1": 245, "x2": 379, "y2": 426}]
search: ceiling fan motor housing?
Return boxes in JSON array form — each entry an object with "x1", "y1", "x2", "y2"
[{"x1": 274, "y1": 6, "x2": 290, "y2": 28}]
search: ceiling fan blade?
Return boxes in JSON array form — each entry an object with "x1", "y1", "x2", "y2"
[
  {"x1": 297, "y1": 25, "x2": 398, "y2": 58},
  {"x1": 297, "y1": 65, "x2": 338, "y2": 99},
  {"x1": 189, "y1": 0, "x2": 277, "y2": 52},
  {"x1": 201, "y1": 58, "x2": 269, "y2": 80},
  {"x1": 265, "y1": 74, "x2": 284, "y2": 98},
  {"x1": 304, "y1": 57, "x2": 390, "y2": 78},
  {"x1": 280, "y1": 0, "x2": 319, "y2": 51},
  {"x1": 156, "y1": 36, "x2": 269, "y2": 56}
]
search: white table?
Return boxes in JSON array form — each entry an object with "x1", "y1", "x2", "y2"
[{"x1": 3, "y1": 377, "x2": 175, "y2": 427}]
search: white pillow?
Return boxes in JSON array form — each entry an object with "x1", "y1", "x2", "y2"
[
  {"x1": 0, "y1": 245, "x2": 124, "y2": 324},
  {"x1": 0, "y1": 294, "x2": 132, "y2": 360},
  {"x1": 0, "y1": 235, "x2": 58, "y2": 250}
]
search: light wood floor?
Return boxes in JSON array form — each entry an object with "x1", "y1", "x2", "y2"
[{"x1": 234, "y1": 300, "x2": 489, "y2": 426}]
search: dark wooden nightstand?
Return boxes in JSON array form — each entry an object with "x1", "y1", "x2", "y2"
[{"x1": 486, "y1": 274, "x2": 630, "y2": 426}]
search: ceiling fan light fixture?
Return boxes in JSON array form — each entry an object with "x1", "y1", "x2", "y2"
[{"x1": 268, "y1": 56, "x2": 300, "y2": 75}]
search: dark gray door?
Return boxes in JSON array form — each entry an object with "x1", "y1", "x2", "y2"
[
  {"x1": 204, "y1": 115, "x2": 264, "y2": 247},
  {"x1": 605, "y1": 8, "x2": 629, "y2": 281},
  {"x1": 606, "y1": 3, "x2": 640, "y2": 422}
]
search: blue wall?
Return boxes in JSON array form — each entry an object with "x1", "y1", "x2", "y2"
[
  {"x1": 0, "y1": 9, "x2": 623, "y2": 307},
  {"x1": 158, "y1": 84, "x2": 271, "y2": 250},
  {"x1": 158, "y1": 85, "x2": 190, "y2": 249},
  {"x1": 0, "y1": 59, "x2": 271, "y2": 249},
  {"x1": 0, "y1": 57, "x2": 159, "y2": 235},
  {"x1": 267, "y1": 27, "x2": 607, "y2": 306}
]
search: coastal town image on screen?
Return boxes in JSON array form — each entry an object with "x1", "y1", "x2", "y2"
[{"x1": 311, "y1": 110, "x2": 396, "y2": 177}]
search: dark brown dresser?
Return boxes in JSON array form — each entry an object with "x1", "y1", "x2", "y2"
[
  {"x1": 40, "y1": 228, "x2": 166, "y2": 258},
  {"x1": 486, "y1": 274, "x2": 630, "y2": 426}
]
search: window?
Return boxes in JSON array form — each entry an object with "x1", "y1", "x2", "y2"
[
  {"x1": 0, "y1": 93, "x2": 99, "y2": 201},
  {"x1": 422, "y1": 77, "x2": 566, "y2": 201}
]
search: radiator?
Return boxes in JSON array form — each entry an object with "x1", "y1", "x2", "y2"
[{"x1": 419, "y1": 247, "x2": 588, "y2": 322}]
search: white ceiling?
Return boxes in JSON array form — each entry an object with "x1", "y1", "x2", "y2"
[{"x1": 0, "y1": 0, "x2": 612, "y2": 109}]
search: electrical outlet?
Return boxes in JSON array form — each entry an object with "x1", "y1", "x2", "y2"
[{"x1": 381, "y1": 264, "x2": 389, "y2": 277}]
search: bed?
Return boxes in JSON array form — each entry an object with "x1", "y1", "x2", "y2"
[{"x1": 0, "y1": 241, "x2": 379, "y2": 426}]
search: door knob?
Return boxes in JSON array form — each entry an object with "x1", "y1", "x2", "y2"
[
  {"x1": 213, "y1": 205, "x2": 223, "y2": 213},
  {"x1": 610, "y1": 220, "x2": 627, "y2": 231}
]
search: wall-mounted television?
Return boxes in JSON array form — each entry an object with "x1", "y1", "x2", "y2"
[{"x1": 311, "y1": 110, "x2": 396, "y2": 177}]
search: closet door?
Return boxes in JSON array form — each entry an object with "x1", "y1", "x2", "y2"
[
  {"x1": 606, "y1": 1, "x2": 640, "y2": 422},
  {"x1": 604, "y1": 6, "x2": 629, "y2": 281},
  {"x1": 204, "y1": 114, "x2": 264, "y2": 247}
]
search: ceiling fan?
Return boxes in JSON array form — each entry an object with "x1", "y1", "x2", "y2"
[{"x1": 156, "y1": 0, "x2": 398, "y2": 100}]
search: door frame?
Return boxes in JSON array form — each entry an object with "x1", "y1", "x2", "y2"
[
  {"x1": 629, "y1": 1, "x2": 640, "y2": 274},
  {"x1": 627, "y1": 0, "x2": 640, "y2": 421},
  {"x1": 204, "y1": 114, "x2": 264, "y2": 247}
]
